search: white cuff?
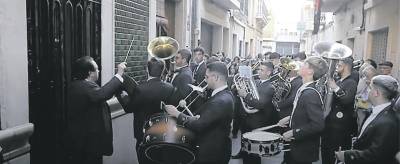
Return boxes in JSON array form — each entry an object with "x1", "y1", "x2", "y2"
[
  {"x1": 334, "y1": 87, "x2": 340, "y2": 93},
  {"x1": 114, "y1": 74, "x2": 124, "y2": 83}
]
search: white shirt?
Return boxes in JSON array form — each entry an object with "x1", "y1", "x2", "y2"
[
  {"x1": 358, "y1": 102, "x2": 391, "y2": 138},
  {"x1": 211, "y1": 85, "x2": 228, "y2": 97},
  {"x1": 289, "y1": 81, "x2": 314, "y2": 127},
  {"x1": 114, "y1": 74, "x2": 124, "y2": 83}
]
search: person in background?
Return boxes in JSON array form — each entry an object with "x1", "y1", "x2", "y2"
[{"x1": 378, "y1": 61, "x2": 393, "y2": 76}]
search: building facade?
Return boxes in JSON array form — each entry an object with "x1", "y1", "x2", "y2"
[{"x1": 307, "y1": 0, "x2": 400, "y2": 78}]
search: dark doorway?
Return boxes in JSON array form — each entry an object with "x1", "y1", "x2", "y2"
[{"x1": 26, "y1": 0, "x2": 101, "y2": 163}]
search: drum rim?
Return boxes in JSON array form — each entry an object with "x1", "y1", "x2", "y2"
[{"x1": 144, "y1": 143, "x2": 196, "y2": 164}]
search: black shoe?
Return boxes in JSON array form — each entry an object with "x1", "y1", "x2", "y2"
[{"x1": 231, "y1": 152, "x2": 243, "y2": 159}]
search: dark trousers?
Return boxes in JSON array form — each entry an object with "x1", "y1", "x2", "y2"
[
  {"x1": 65, "y1": 152, "x2": 102, "y2": 164},
  {"x1": 286, "y1": 154, "x2": 311, "y2": 164},
  {"x1": 321, "y1": 131, "x2": 352, "y2": 164},
  {"x1": 242, "y1": 153, "x2": 261, "y2": 164}
]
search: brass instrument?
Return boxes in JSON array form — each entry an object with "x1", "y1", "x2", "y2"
[
  {"x1": 147, "y1": 36, "x2": 179, "y2": 82},
  {"x1": 147, "y1": 36, "x2": 179, "y2": 60},
  {"x1": 353, "y1": 59, "x2": 363, "y2": 71},
  {"x1": 313, "y1": 42, "x2": 353, "y2": 117},
  {"x1": 269, "y1": 57, "x2": 298, "y2": 109},
  {"x1": 233, "y1": 66, "x2": 260, "y2": 114}
]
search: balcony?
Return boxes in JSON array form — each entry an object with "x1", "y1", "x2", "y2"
[
  {"x1": 211, "y1": 0, "x2": 240, "y2": 10},
  {"x1": 320, "y1": 0, "x2": 352, "y2": 12},
  {"x1": 256, "y1": 0, "x2": 268, "y2": 28}
]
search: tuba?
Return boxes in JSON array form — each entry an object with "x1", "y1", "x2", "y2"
[
  {"x1": 147, "y1": 36, "x2": 179, "y2": 82},
  {"x1": 233, "y1": 66, "x2": 260, "y2": 114},
  {"x1": 313, "y1": 42, "x2": 352, "y2": 117},
  {"x1": 269, "y1": 57, "x2": 298, "y2": 109}
]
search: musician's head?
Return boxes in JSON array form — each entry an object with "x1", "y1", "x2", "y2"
[
  {"x1": 147, "y1": 57, "x2": 165, "y2": 78},
  {"x1": 205, "y1": 61, "x2": 228, "y2": 89},
  {"x1": 73, "y1": 56, "x2": 99, "y2": 82},
  {"x1": 301, "y1": 56, "x2": 328, "y2": 81},
  {"x1": 361, "y1": 65, "x2": 378, "y2": 85},
  {"x1": 368, "y1": 75, "x2": 399, "y2": 104},
  {"x1": 258, "y1": 62, "x2": 274, "y2": 80},
  {"x1": 269, "y1": 52, "x2": 280, "y2": 66},
  {"x1": 336, "y1": 57, "x2": 353, "y2": 76},
  {"x1": 176, "y1": 49, "x2": 191, "y2": 67},
  {"x1": 193, "y1": 47, "x2": 205, "y2": 64}
]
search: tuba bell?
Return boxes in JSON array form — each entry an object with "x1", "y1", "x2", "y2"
[
  {"x1": 147, "y1": 36, "x2": 179, "y2": 82},
  {"x1": 147, "y1": 36, "x2": 179, "y2": 60},
  {"x1": 313, "y1": 42, "x2": 353, "y2": 117}
]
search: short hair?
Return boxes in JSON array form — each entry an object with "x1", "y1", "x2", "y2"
[
  {"x1": 269, "y1": 52, "x2": 280, "y2": 59},
  {"x1": 73, "y1": 56, "x2": 96, "y2": 80},
  {"x1": 178, "y1": 48, "x2": 192, "y2": 64},
  {"x1": 260, "y1": 61, "x2": 274, "y2": 71},
  {"x1": 361, "y1": 65, "x2": 378, "y2": 77},
  {"x1": 379, "y1": 61, "x2": 393, "y2": 68},
  {"x1": 304, "y1": 56, "x2": 328, "y2": 80},
  {"x1": 371, "y1": 75, "x2": 399, "y2": 100},
  {"x1": 297, "y1": 51, "x2": 307, "y2": 60},
  {"x1": 341, "y1": 56, "x2": 354, "y2": 70},
  {"x1": 147, "y1": 57, "x2": 165, "y2": 77},
  {"x1": 207, "y1": 56, "x2": 220, "y2": 64},
  {"x1": 207, "y1": 61, "x2": 228, "y2": 81},
  {"x1": 193, "y1": 47, "x2": 205, "y2": 55},
  {"x1": 365, "y1": 59, "x2": 377, "y2": 69}
]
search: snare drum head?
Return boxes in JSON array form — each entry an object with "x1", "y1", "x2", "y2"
[{"x1": 243, "y1": 131, "x2": 281, "y2": 141}]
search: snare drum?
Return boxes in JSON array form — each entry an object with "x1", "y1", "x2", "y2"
[
  {"x1": 241, "y1": 131, "x2": 283, "y2": 157},
  {"x1": 142, "y1": 113, "x2": 196, "y2": 164}
]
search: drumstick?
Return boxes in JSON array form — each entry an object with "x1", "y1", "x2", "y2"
[
  {"x1": 335, "y1": 146, "x2": 342, "y2": 164},
  {"x1": 253, "y1": 124, "x2": 279, "y2": 131},
  {"x1": 124, "y1": 36, "x2": 135, "y2": 63}
]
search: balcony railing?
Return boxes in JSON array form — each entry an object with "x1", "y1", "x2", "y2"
[
  {"x1": 211, "y1": 0, "x2": 240, "y2": 10},
  {"x1": 256, "y1": 0, "x2": 268, "y2": 28}
]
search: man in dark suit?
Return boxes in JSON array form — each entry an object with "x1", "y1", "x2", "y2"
[
  {"x1": 336, "y1": 75, "x2": 399, "y2": 164},
  {"x1": 117, "y1": 58, "x2": 175, "y2": 164},
  {"x1": 236, "y1": 61, "x2": 279, "y2": 164},
  {"x1": 322, "y1": 57, "x2": 358, "y2": 164},
  {"x1": 279, "y1": 56, "x2": 328, "y2": 164},
  {"x1": 170, "y1": 48, "x2": 194, "y2": 105},
  {"x1": 64, "y1": 56, "x2": 126, "y2": 164},
  {"x1": 276, "y1": 63, "x2": 302, "y2": 164},
  {"x1": 192, "y1": 47, "x2": 207, "y2": 86},
  {"x1": 165, "y1": 62, "x2": 234, "y2": 164}
]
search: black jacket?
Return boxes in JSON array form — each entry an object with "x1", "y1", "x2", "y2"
[
  {"x1": 242, "y1": 80, "x2": 279, "y2": 131},
  {"x1": 121, "y1": 77, "x2": 174, "y2": 140},
  {"x1": 193, "y1": 61, "x2": 206, "y2": 86},
  {"x1": 344, "y1": 105, "x2": 398, "y2": 164},
  {"x1": 325, "y1": 76, "x2": 358, "y2": 134},
  {"x1": 290, "y1": 82, "x2": 325, "y2": 162},
  {"x1": 64, "y1": 77, "x2": 122, "y2": 156},
  {"x1": 177, "y1": 89, "x2": 234, "y2": 163},
  {"x1": 277, "y1": 76, "x2": 302, "y2": 118},
  {"x1": 171, "y1": 66, "x2": 193, "y2": 105}
]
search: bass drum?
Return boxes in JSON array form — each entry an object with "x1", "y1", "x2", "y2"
[{"x1": 142, "y1": 113, "x2": 196, "y2": 164}]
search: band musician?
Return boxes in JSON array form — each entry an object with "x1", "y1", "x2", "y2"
[
  {"x1": 165, "y1": 62, "x2": 234, "y2": 164},
  {"x1": 116, "y1": 58, "x2": 175, "y2": 164},
  {"x1": 335, "y1": 75, "x2": 399, "y2": 164},
  {"x1": 322, "y1": 57, "x2": 358, "y2": 164},
  {"x1": 278, "y1": 57, "x2": 328, "y2": 164},
  {"x1": 170, "y1": 49, "x2": 194, "y2": 105},
  {"x1": 235, "y1": 61, "x2": 279, "y2": 164}
]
